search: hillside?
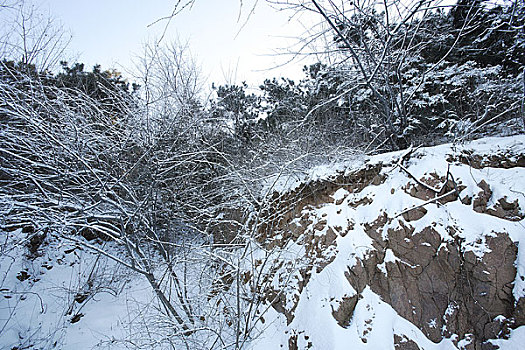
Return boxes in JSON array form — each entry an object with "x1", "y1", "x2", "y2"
[
  {"x1": 1, "y1": 135, "x2": 525, "y2": 349},
  {"x1": 1, "y1": 0, "x2": 524, "y2": 349},
  {"x1": 248, "y1": 135, "x2": 525, "y2": 349}
]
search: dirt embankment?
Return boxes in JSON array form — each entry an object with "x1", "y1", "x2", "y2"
[{"x1": 255, "y1": 143, "x2": 525, "y2": 350}]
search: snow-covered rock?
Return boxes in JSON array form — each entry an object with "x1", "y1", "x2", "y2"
[{"x1": 249, "y1": 135, "x2": 525, "y2": 350}]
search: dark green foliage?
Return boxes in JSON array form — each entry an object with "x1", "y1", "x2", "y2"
[
  {"x1": 1, "y1": 60, "x2": 139, "y2": 119},
  {"x1": 334, "y1": 8, "x2": 383, "y2": 49},
  {"x1": 391, "y1": 0, "x2": 524, "y2": 141},
  {"x1": 258, "y1": 77, "x2": 306, "y2": 130},
  {"x1": 56, "y1": 61, "x2": 139, "y2": 119},
  {"x1": 57, "y1": 62, "x2": 140, "y2": 98},
  {"x1": 210, "y1": 82, "x2": 259, "y2": 143},
  {"x1": 0, "y1": 59, "x2": 144, "y2": 238},
  {"x1": 0, "y1": 60, "x2": 46, "y2": 83},
  {"x1": 417, "y1": 0, "x2": 524, "y2": 74},
  {"x1": 284, "y1": 0, "x2": 525, "y2": 149},
  {"x1": 194, "y1": 0, "x2": 523, "y2": 156}
]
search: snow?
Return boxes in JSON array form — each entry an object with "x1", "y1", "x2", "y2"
[
  {"x1": 262, "y1": 156, "x2": 365, "y2": 195},
  {"x1": 489, "y1": 326, "x2": 525, "y2": 349},
  {"x1": 0, "y1": 230, "x2": 154, "y2": 349},
  {"x1": 2, "y1": 135, "x2": 525, "y2": 349},
  {"x1": 250, "y1": 135, "x2": 525, "y2": 350},
  {"x1": 252, "y1": 286, "x2": 459, "y2": 350},
  {"x1": 332, "y1": 188, "x2": 349, "y2": 203},
  {"x1": 378, "y1": 249, "x2": 403, "y2": 276}
]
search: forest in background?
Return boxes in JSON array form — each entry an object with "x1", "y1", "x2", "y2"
[{"x1": 0, "y1": 0, "x2": 524, "y2": 348}]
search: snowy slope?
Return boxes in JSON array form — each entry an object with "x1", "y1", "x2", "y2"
[
  {"x1": 249, "y1": 135, "x2": 525, "y2": 350},
  {"x1": 2, "y1": 135, "x2": 524, "y2": 350},
  {"x1": 0, "y1": 229, "x2": 155, "y2": 349}
]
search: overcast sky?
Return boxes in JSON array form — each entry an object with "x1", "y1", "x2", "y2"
[{"x1": 33, "y1": 0, "x2": 316, "y2": 86}]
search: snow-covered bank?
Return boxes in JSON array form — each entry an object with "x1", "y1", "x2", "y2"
[
  {"x1": 249, "y1": 135, "x2": 525, "y2": 349},
  {"x1": 2, "y1": 135, "x2": 525, "y2": 349},
  {"x1": 0, "y1": 229, "x2": 157, "y2": 349}
]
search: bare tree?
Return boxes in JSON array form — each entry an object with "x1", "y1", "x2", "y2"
[
  {"x1": 0, "y1": 2, "x2": 363, "y2": 348},
  {"x1": 0, "y1": 0, "x2": 71, "y2": 71},
  {"x1": 260, "y1": 0, "x2": 498, "y2": 149},
  {"x1": 0, "y1": 29, "x2": 297, "y2": 346}
]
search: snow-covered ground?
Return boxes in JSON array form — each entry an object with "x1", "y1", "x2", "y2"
[
  {"x1": 1, "y1": 135, "x2": 525, "y2": 349},
  {"x1": 0, "y1": 229, "x2": 156, "y2": 349}
]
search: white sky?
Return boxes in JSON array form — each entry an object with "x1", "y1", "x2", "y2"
[{"x1": 34, "y1": 0, "x2": 316, "y2": 86}]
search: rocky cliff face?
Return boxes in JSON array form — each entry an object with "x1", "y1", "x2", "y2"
[{"x1": 249, "y1": 136, "x2": 525, "y2": 350}]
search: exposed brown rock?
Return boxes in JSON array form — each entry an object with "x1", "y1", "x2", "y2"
[
  {"x1": 335, "y1": 197, "x2": 346, "y2": 205},
  {"x1": 257, "y1": 162, "x2": 385, "y2": 241},
  {"x1": 486, "y1": 197, "x2": 523, "y2": 221},
  {"x1": 449, "y1": 151, "x2": 525, "y2": 169},
  {"x1": 473, "y1": 180, "x2": 493, "y2": 213},
  {"x1": 473, "y1": 180, "x2": 524, "y2": 221},
  {"x1": 313, "y1": 220, "x2": 327, "y2": 232},
  {"x1": 402, "y1": 206, "x2": 428, "y2": 222},
  {"x1": 348, "y1": 196, "x2": 373, "y2": 208},
  {"x1": 211, "y1": 208, "x2": 245, "y2": 244},
  {"x1": 331, "y1": 294, "x2": 359, "y2": 327},
  {"x1": 461, "y1": 195, "x2": 473, "y2": 205},
  {"x1": 252, "y1": 146, "x2": 524, "y2": 348},
  {"x1": 404, "y1": 172, "x2": 443, "y2": 200},
  {"x1": 288, "y1": 333, "x2": 298, "y2": 350},
  {"x1": 438, "y1": 178, "x2": 461, "y2": 204},
  {"x1": 363, "y1": 212, "x2": 389, "y2": 247},
  {"x1": 405, "y1": 182, "x2": 436, "y2": 201},
  {"x1": 351, "y1": 226, "x2": 519, "y2": 346},
  {"x1": 404, "y1": 171, "x2": 461, "y2": 204},
  {"x1": 394, "y1": 334, "x2": 421, "y2": 350}
]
